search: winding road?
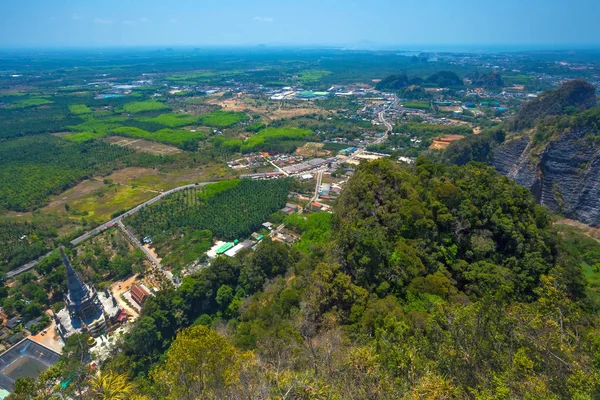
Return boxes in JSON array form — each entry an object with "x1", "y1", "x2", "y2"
[
  {"x1": 8, "y1": 96, "x2": 400, "y2": 280},
  {"x1": 7, "y1": 181, "x2": 215, "y2": 279}
]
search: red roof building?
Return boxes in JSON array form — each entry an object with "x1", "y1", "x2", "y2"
[
  {"x1": 116, "y1": 310, "x2": 128, "y2": 324},
  {"x1": 130, "y1": 284, "x2": 151, "y2": 306}
]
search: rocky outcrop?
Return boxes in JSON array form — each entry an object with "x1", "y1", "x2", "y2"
[{"x1": 492, "y1": 130, "x2": 600, "y2": 227}]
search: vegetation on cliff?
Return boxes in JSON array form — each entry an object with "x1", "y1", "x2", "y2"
[{"x1": 513, "y1": 79, "x2": 597, "y2": 130}]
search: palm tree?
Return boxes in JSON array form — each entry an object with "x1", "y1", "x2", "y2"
[{"x1": 90, "y1": 370, "x2": 133, "y2": 400}]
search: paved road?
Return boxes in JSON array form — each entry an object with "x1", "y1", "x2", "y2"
[
  {"x1": 265, "y1": 157, "x2": 290, "y2": 177},
  {"x1": 116, "y1": 221, "x2": 175, "y2": 284},
  {"x1": 7, "y1": 182, "x2": 216, "y2": 279},
  {"x1": 308, "y1": 170, "x2": 324, "y2": 206}
]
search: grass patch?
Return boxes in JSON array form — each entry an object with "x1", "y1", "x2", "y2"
[
  {"x1": 123, "y1": 100, "x2": 170, "y2": 114},
  {"x1": 69, "y1": 104, "x2": 92, "y2": 115},
  {"x1": 242, "y1": 127, "x2": 313, "y2": 153},
  {"x1": 68, "y1": 117, "x2": 124, "y2": 133},
  {"x1": 69, "y1": 185, "x2": 155, "y2": 222},
  {"x1": 138, "y1": 113, "x2": 199, "y2": 128},
  {"x1": 212, "y1": 126, "x2": 314, "y2": 154},
  {"x1": 109, "y1": 126, "x2": 206, "y2": 146},
  {"x1": 403, "y1": 102, "x2": 430, "y2": 109},
  {"x1": 198, "y1": 110, "x2": 248, "y2": 128},
  {"x1": 63, "y1": 131, "x2": 107, "y2": 142},
  {"x1": 166, "y1": 70, "x2": 243, "y2": 83},
  {"x1": 296, "y1": 70, "x2": 331, "y2": 83},
  {"x1": 7, "y1": 98, "x2": 54, "y2": 109}
]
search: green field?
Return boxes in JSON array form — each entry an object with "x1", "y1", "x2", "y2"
[
  {"x1": 212, "y1": 126, "x2": 314, "y2": 154},
  {"x1": 109, "y1": 126, "x2": 206, "y2": 145},
  {"x1": 402, "y1": 102, "x2": 430, "y2": 109},
  {"x1": 68, "y1": 185, "x2": 156, "y2": 222},
  {"x1": 165, "y1": 70, "x2": 243, "y2": 83},
  {"x1": 7, "y1": 98, "x2": 54, "y2": 109},
  {"x1": 242, "y1": 127, "x2": 313, "y2": 153},
  {"x1": 68, "y1": 116, "x2": 125, "y2": 133},
  {"x1": 296, "y1": 69, "x2": 332, "y2": 83},
  {"x1": 198, "y1": 110, "x2": 248, "y2": 128},
  {"x1": 123, "y1": 100, "x2": 170, "y2": 114},
  {"x1": 138, "y1": 113, "x2": 199, "y2": 128},
  {"x1": 69, "y1": 104, "x2": 92, "y2": 115},
  {"x1": 62, "y1": 131, "x2": 107, "y2": 142}
]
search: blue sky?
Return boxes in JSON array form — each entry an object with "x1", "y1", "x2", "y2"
[{"x1": 1, "y1": 0, "x2": 599, "y2": 48}]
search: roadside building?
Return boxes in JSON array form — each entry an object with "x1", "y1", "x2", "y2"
[
  {"x1": 224, "y1": 243, "x2": 246, "y2": 257},
  {"x1": 311, "y1": 202, "x2": 323, "y2": 211},
  {"x1": 241, "y1": 240, "x2": 255, "y2": 249},
  {"x1": 251, "y1": 233, "x2": 264, "y2": 242},
  {"x1": 216, "y1": 242, "x2": 235, "y2": 255}
]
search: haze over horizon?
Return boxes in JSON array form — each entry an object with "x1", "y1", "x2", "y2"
[{"x1": 2, "y1": 0, "x2": 600, "y2": 50}]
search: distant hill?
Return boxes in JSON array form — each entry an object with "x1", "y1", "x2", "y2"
[
  {"x1": 427, "y1": 71, "x2": 462, "y2": 87},
  {"x1": 513, "y1": 79, "x2": 596, "y2": 130},
  {"x1": 473, "y1": 71, "x2": 504, "y2": 89},
  {"x1": 375, "y1": 73, "x2": 409, "y2": 90}
]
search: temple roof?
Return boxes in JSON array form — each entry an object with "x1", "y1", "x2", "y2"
[{"x1": 60, "y1": 247, "x2": 91, "y2": 305}]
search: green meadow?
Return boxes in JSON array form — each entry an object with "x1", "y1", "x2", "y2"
[
  {"x1": 123, "y1": 100, "x2": 170, "y2": 114},
  {"x1": 198, "y1": 110, "x2": 248, "y2": 128},
  {"x1": 7, "y1": 98, "x2": 54, "y2": 109},
  {"x1": 69, "y1": 104, "x2": 92, "y2": 115},
  {"x1": 138, "y1": 113, "x2": 199, "y2": 128}
]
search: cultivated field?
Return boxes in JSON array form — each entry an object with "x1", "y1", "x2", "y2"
[
  {"x1": 103, "y1": 136, "x2": 183, "y2": 155},
  {"x1": 209, "y1": 96, "x2": 324, "y2": 121}
]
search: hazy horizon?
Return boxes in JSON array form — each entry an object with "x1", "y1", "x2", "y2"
[{"x1": 2, "y1": 0, "x2": 600, "y2": 49}]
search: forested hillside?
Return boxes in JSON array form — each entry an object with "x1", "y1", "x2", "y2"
[
  {"x1": 70, "y1": 158, "x2": 600, "y2": 399},
  {"x1": 512, "y1": 79, "x2": 596, "y2": 130}
]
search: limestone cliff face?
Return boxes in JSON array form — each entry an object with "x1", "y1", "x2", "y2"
[{"x1": 492, "y1": 130, "x2": 600, "y2": 227}]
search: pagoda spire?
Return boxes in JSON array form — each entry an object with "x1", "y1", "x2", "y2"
[{"x1": 59, "y1": 247, "x2": 90, "y2": 304}]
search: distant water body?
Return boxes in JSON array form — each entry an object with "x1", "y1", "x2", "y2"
[{"x1": 385, "y1": 43, "x2": 600, "y2": 53}]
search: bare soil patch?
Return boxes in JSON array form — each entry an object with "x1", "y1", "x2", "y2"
[
  {"x1": 43, "y1": 179, "x2": 105, "y2": 212},
  {"x1": 295, "y1": 142, "x2": 331, "y2": 157},
  {"x1": 208, "y1": 96, "x2": 323, "y2": 121},
  {"x1": 103, "y1": 167, "x2": 159, "y2": 186},
  {"x1": 429, "y1": 134, "x2": 465, "y2": 150},
  {"x1": 103, "y1": 136, "x2": 182, "y2": 155}
]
